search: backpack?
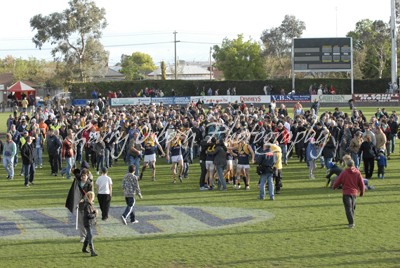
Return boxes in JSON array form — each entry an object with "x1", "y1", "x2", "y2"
[{"x1": 257, "y1": 152, "x2": 275, "y2": 175}]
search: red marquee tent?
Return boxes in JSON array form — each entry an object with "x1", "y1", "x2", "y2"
[{"x1": 7, "y1": 81, "x2": 36, "y2": 100}]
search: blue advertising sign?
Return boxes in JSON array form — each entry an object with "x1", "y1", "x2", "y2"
[
  {"x1": 151, "y1": 97, "x2": 174, "y2": 105},
  {"x1": 111, "y1": 97, "x2": 151, "y2": 106},
  {"x1": 150, "y1": 97, "x2": 191, "y2": 105},
  {"x1": 71, "y1": 99, "x2": 89, "y2": 106},
  {"x1": 173, "y1": 97, "x2": 191, "y2": 105},
  {"x1": 271, "y1": 95, "x2": 311, "y2": 103}
]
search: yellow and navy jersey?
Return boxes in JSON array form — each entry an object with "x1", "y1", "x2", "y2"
[
  {"x1": 170, "y1": 139, "x2": 182, "y2": 156},
  {"x1": 143, "y1": 134, "x2": 157, "y2": 155},
  {"x1": 238, "y1": 142, "x2": 250, "y2": 165},
  {"x1": 206, "y1": 144, "x2": 216, "y2": 161}
]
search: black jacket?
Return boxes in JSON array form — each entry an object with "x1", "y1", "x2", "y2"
[
  {"x1": 199, "y1": 140, "x2": 211, "y2": 161},
  {"x1": 213, "y1": 144, "x2": 227, "y2": 166},
  {"x1": 47, "y1": 135, "x2": 62, "y2": 156},
  {"x1": 21, "y1": 142, "x2": 34, "y2": 165},
  {"x1": 358, "y1": 141, "x2": 377, "y2": 160},
  {"x1": 388, "y1": 120, "x2": 398, "y2": 136},
  {"x1": 322, "y1": 135, "x2": 337, "y2": 159},
  {"x1": 83, "y1": 200, "x2": 97, "y2": 227}
]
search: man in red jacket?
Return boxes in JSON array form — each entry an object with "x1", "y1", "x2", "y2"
[{"x1": 333, "y1": 158, "x2": 365, "y2": 229}]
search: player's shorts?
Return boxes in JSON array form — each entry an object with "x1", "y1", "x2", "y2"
[
  {"x1": 237, "y1": 164, "x2": 250, "y2": 170},
  {"x1": 232, "y1": 159, "x2": 238, "y2": 168},
  {"x1": 206, "y1": 160, "x2": 215, "y2": 171},
  {"x1": 171, "y1": 155, "x2": 183, "y2": 163},
  {"x1": 144, "y1": 154, "x2": 156, "y2": 163},
  {"x1": 227, "y1": 160, "x2": 233, "y2": 167}
]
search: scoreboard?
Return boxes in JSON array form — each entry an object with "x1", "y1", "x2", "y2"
[{"x1": 292, "y1": 38, "x2": 352, "y2": 72}]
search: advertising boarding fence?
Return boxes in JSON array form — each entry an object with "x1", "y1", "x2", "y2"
[{"x1": 353, "y1": 93, "x2": 399, "y2": 103}]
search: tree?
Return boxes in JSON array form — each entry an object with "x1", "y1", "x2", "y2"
[
  {"x1": 0, "y1": 56, "x2": 52, "y2": 84},
  {"x1": 161, "y1": 61, "x2": 167, "y2": 80},
  {"x1": 120, "y1": 52, "x2": 157, "y2": 80},
  {"x1": 260, "y1": 15, "x2": 305, "y2": 78},
  {"x1": 30, "y1": 0, "x2": 108, "y2": 82},
  {"x1": 213, "y1": 34, "x2": 266, "y2": 80},
  {"x1": 261, "y1": 15, "x2": 306, "y2": 58},
  {"x1": 347, "y1": 19, "x2": 391, "y2": 79}
]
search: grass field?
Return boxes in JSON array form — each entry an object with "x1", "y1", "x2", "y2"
[{"x1": 0, "y1": 107, "x2": 399, "y2": 268}]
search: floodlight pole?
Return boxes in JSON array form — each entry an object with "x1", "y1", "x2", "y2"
[
  {"x1": 174, "y1": 31, "x2": 179, "y2": 80},
  {"x1": 390, "y1": 0, "x2": 398, "y2": 86}
]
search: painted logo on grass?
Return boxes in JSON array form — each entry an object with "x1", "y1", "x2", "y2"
[{"x1": 0, "y1": 206, "x2": 274, "y2": 240}]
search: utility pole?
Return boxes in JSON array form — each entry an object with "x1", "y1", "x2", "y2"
[{"x1": 390, "y1": 0, "x2": 398, "y2": 87}]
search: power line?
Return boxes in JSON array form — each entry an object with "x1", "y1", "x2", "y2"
[
  {"x1": 0, "y1": 41, "x2": 175, "y2": 52},
  {"x1": 0, "y1": 47, "x2": 52, "y2": 52},
  {"x1": 105, "y1": 41, "x2": 175, "y2": 47},
  {"x1": 0, "y1": 40, "x2": 220, "y2": 52},
  {"x1": 0, "y1": 31, "x2": 240, "y2": 42},
  {"x1": 0, "y1": 32, "x2": 172, "y2": 42},
  {"x1": 102, "y1": 32, "x2": 171, "y2": 38},
  {"x1": 0, "y1": 31, "x2": 224, "y2": 42},
  {"x1": 180, "y1": 41, "x2": 219, "y2": 45}
]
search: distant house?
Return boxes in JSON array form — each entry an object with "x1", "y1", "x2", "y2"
[
  {"x1": 147, "y1": 61, "x2": 214, "y2": 80},
  {"x1": 92, "y1": 67, "x2": 125, "y2": 81},
  {"x1": 0, "y1": 73, "x2": 14, "y2": 89}
]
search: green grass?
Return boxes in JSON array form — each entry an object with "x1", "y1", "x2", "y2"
[{"x1": 0, "y1": 107, "x2": 399, "y2": 268}]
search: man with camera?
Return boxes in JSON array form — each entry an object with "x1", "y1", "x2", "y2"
[{"x1": 256, "y1": 143, "x2": 276, "y2": 200}]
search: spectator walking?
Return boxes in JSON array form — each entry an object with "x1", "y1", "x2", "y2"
[
  {"x1": 127, "y1": 131, "x2": 143, "y2": 176},
  {"x1": 358, "y1": 135, "x2": 377, "y2": 179},
  {"x1": 348, "y1": 131, "x2": 363, "y2": 169},
  {"x1": 33, "y1": 128, "x2": 44, "y2": 169},
  {"x1": 9, "y1": 124, "x2": 21, "y2": 167},
  {"x1": 275, "y1": 122, "x2": 289, "y2": 165},
  {"x1": 306, "y1": 138, "x2": 318, "y2": 179},
  {"x1": 376, "y1": 149, "x2": 387, "y2": 179},
  {"x1": 3, "y1": 133, "x2": 17, "y2": 180},
  {"x1": 333, "y1": 158, "x2": 365, "y2": 229},
  {"x1": 95, "y1": 167, "x2": 113, "y2": 221},
  {"x1": 47, "y1": 129, "x2": 62, "y2": 176},
  {"x1": 21, "y1": 135, "x2": 35, "y2": 187},
  {"x1": 388, "y1": 116, "x2": 398, "y2": 154},
  {"x1": 61, "y1": 130, "x2": 75, "y2": 179},
  {"x1": 93, "y1": 133, "x2": 105, "y2": 175},
  {"x1": 121, "y1": 165, "x2": 142, "y2": 225},
  {"x1": 77, "y1": 168, "x2": 94, "y2": 242},
  {"x1": 257, "y1": 143, "x2": 276, "y2": 200},
  {"x1": 213, "y1": 138, "x2": 228, "y2": 191},
  {"x1": 81, "y1": 191, "x2": 98, "y2": 257}
]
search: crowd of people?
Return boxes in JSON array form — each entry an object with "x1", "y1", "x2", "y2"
[
  {"x1": 1, "y1": 96, "x2": 399, "y2": 234},
  {"x1": 2, "y1": 97, "x2": 399, "y2": 186}
]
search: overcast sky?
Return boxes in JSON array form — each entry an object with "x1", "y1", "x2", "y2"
[{"x1": 0, "y1": 0, "x2": 392, "y2": 66}]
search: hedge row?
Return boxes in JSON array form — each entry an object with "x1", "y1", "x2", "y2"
[{"x1": 69, "y1": 78, "x2": 391, "y2": 98}]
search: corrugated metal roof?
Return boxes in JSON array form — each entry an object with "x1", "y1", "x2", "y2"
[{"x1": 148, "y1": 64, "x2": 210, "y2": 76}]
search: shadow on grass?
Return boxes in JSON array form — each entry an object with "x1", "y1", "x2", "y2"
[
  {"x1": 216, "y1": 250, "x2": 400, "y2": 267},
  {"x1": 0, "y1": 223, "x2": 357, "y2": 249}
]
